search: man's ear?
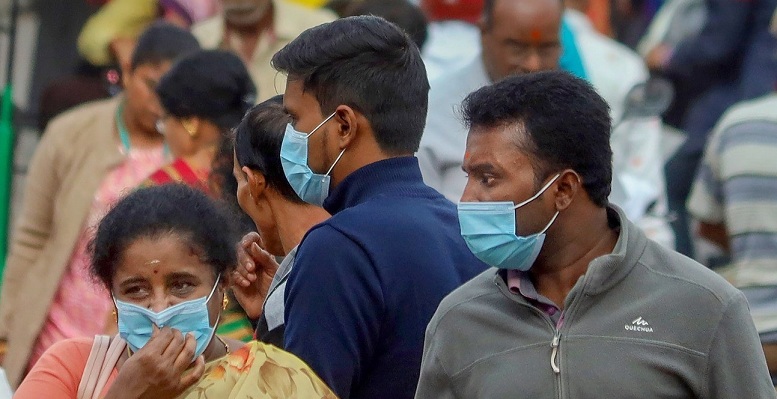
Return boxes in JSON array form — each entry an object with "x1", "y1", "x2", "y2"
[
  {"x1": 244, "y1": 167, "x2": 266, "y2": 201},
  {"x1": 334, "y1": 105, "x2": 360, "y2": 150},
  {"x1": 553, "y1": 169, "x2": 582, "y2": 211}
]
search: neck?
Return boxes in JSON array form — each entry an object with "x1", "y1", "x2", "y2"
[
  {"x1": 122, "y1": 106, "x2": 163, "y2": 150},
  {"x1": 183, "y1": 145, "x2": 218, "y2": 173},
  {"x1": 269, "y1": 199, "x2": 329, "y2": 253},
  {"x1": 530, "y1": 206, "x2": 617, "y2": 308},
  {"x1": 200, "y1": 334, "x2": 228, "y2": 363}
]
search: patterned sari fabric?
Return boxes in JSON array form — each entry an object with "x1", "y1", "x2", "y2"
[
  {"x1": 180, "y1": 341, "x2": 338, "y2": 398},
  {"x1": 142, "y1": 158, "x2": 255, "y2": 342}
]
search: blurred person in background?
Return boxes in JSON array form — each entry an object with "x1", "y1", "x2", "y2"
[
  {"x1": 687, "y1": 88, "x2": 777, "y2": 380},
  {"x1": 0, "y1": 24, "x2": 200, "y2": 389},
  {"x1": 419, "y1": 0, "x2": 483, "y2": 80},
  {"x1": 147, "y1": 49, "x2": 258, "y2": 341},
  {"x1": 192, "y1": 0, "x2": 336, "y2": 101},
  {"x1": 231, "y1": 96, "x2": 330, "y2": 347},
  {"x1": 645, "y1": 0, "x2": 777, "y2": 257},
  {"x1": 37, "y1": 0, "x2": 220, "y2": 131},
  {"x1": 78, "y1": 0, "x2": 220, "y2": 70}
]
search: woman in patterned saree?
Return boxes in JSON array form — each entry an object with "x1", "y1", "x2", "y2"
[
  {"x1": 14, "y1": 184, "x2": 336, "y2": 399},
  {"x1": 147, "y1": 49, "x2": 257, "y2": 341}
]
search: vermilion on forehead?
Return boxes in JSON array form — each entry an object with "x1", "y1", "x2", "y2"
[{"x1": 530, "y1": 28, "x2": 543, "y2": 43}]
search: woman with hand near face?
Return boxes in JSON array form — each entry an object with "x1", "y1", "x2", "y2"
[{"x1": 13, "y1": 184, "x2": 336, "y2": 399}]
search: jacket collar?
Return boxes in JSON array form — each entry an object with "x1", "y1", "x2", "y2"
[
  {"x1": 322, "y1": 156, "x2": 429, "y2": 215},
  {"x1": 494, "y1": 205, "x2": 648, "y2": 298},
  {"x1": 581, "y1": 205, "x2": 648, "y2": 295}
]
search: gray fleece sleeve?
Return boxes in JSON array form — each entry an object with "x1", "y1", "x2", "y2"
[
  {"x1": 415, "y1": 327, "x2": 458, "y2": 399},
  {"x1": 706, "y1": 291, "x2": 776, "y2": 398}
]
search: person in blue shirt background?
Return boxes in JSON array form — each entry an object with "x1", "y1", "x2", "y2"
[{"x1": 270, "y1": 15, "x2": 488, "y2": 399}]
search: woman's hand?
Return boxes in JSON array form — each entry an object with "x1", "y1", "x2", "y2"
[
  {"x1": 104, "y1": 327, "x2": 205, "y2": 399},
  {"x1": 231, "y1": 232, "x2": 279, "y2": 319}
]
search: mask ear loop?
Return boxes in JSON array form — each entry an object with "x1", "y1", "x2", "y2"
[
  {"x1": 512, "y1": 173, "x2": 562, "y2": 209},
  {"x1": 304, "y1": 112, "x2": 337, "y2": 138},
  {"x1": 539, "y1": 211, "x2": 560, "y2": 234},
  {"x1": 325, "y1": 148, "x2": 347, "y2": 177},
  {"x1": 206, "y1": 274, "x2": 222, "y2": 302}
]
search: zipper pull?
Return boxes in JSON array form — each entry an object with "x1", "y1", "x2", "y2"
[{"x1": 550, "y1": 330, "x2": 561, "y2": 374}]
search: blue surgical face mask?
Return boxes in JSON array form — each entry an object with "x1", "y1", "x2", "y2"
[
  {"x1": 458, "y1": 174, "x2": 561, "y2": 271},
  {"x1": 114, "y1": 274, "x2": 221, "y2": 359},
  {"x1": 280, "y1": 112, "x2": 347, "y2": 206}
]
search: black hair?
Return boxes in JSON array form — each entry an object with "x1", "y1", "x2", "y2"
[
  {"x1": 462, "y1": 70, "x2": 612, "y2": 207},
  {"x1": 154, "y1": 49, "x2": 258, "y2": 234},
  {"x1": 90, "y1": 184, "x2": 239, "y2": 289},
  {"x1": 344, "y1": 0, "x2": 429, "y2": 49},
  {"x1": 130, "y1": 22, "x2": 201, "y2": 71},
  {"x1": 271, "y1": 15, "x2": 429, "y2": 155},
  {"x1": 156, "y1": 50, "x2": 257, "y2": 131},
  {"x1": 209, "y1": 132, "x2": 258, "y2": 235},
  {"x1": 234, "y1": 95, "x2": 304, "y2": 204}
]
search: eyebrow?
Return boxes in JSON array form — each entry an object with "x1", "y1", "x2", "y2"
[
  {"x1": 119, "y1": 276, "x2": 148, "y2": 288},
  {"x1": 164, "y1": 271, "x2": 201, "y2": 283},
  {"x1": 463, "y1": 163, "x2": 496, "y2": 174}
]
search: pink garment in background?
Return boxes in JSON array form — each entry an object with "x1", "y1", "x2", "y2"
[
  {"x1": 160, "y1": 0, "x2": 220, "y2": 25},
  {"x1": 29, "y1": 145, "x2": 166, "y2": 370}
]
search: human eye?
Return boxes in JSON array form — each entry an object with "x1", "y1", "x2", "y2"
[
  {"x1": 123, "y1": 284, "x2": 150, "y2": 299},
  {"x1": 170, "y1": 280, "x2": 197, "y2": 296},
  {"x1": 504, "y1": 40, "x2": 529, "y2": 57},
  {"x1": 480, "y1": 174, "x2": 496, "y2": 186}
]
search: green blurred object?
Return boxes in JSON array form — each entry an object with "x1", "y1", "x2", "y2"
[
  {"x1": 0, "y1": 0, "x2": 20, "y2": 295},
  {"x1": 0, "y1": 85, "x2": 13, "y2": 295}
]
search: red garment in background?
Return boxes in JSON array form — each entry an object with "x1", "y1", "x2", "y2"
[{"x1": 421, "y1": 0, "x2": 484, "y2": 23}]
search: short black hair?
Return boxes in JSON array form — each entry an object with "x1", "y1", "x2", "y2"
[
  {"x1": 156, "y1": 50, "x2": 257, "y2": 131},
  {"x1": 235, "y1": 95, "x2": 304, "y2": 204},
  {"x1": 130, "y1": 22, "x2": 201, "y2": 71},
  {"x1": 345, "y1": 0, "x2": 429, "y2": 49},
  {"x1": 462, "y1": 70, "x2": 612, "y2": 207},
  {"x1": 272, "y1": 15, "x2": 429, "y2": 155},
  {"x1": 90, "y1": 184, "x2": 239, "y2": 289}
]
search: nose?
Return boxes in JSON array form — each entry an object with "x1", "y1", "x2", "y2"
[
  {"x1": 460, "y1": 179, "x2": 477, "y2": 203},
  {"x1": 521, "y1": 52, "x2": 543, "y2": 74},
  {"x1": 148, "y1": 293, "x2": 170, "y2": 313}
]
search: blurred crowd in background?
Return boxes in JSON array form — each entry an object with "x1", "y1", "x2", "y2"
[{"x1": 0, "y1": 0, "x2": 775, "y2": 396}]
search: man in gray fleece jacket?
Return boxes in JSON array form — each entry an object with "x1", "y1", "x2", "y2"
[{"x1": 415, "y1": 71, "x2": 776, "y2": 398}]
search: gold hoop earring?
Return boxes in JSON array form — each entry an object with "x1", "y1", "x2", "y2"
[{"x1": 112, "y1": 308, "x2": 118, "y2": 323}]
